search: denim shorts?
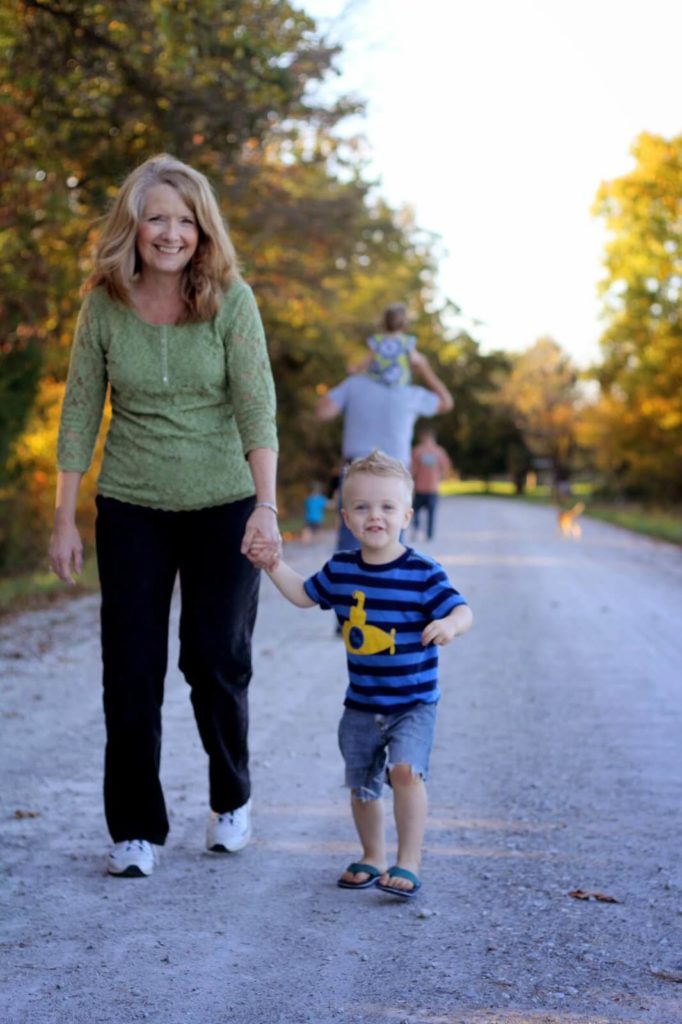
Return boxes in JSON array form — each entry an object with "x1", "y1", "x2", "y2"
[{"x1": 337, "y1": 702, "x2": 438, "y2": 801}]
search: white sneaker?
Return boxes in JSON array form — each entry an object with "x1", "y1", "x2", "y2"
[
  {"x1": 107, "y1": 839, "x2": 156, "y2": 877},
  {"x1": 206, "y1": 798, "x2": 252, "y2": 853}
]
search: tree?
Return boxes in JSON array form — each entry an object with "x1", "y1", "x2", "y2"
[
  {"x1": 591, "y1": 131, "x2": 682, "y2": 500},
  {"x1": 1, "y1": 0, "x2": 470, "y2": 566},
  {"x1": 500, "y1": 337, "x2": 581, "y2": 484},
  {"x1": 427, "y1": 332, "x2": 529, "y2": 485},
  {"x1": 0, "y1": 0, "x2": 352, "y2": 468},
  {"x1": 227, "y1": 148, "x2": 451, "y2": 498}
]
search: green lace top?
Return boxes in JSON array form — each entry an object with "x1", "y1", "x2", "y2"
[{"x1": 57, "y1": 280, "x2": 278, "y2": 511}]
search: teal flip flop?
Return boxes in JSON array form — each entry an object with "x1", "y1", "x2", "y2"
[
  {"x1": 376, "y1": 866, "x2": 421, "y2": 898},
  {"x1": 337, "y1": 862, "x2": 382, "y2": 889}
]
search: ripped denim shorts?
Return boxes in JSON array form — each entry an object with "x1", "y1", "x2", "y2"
[{"x1": 337, "y1": 702, "x2": 438, "y2": 801}]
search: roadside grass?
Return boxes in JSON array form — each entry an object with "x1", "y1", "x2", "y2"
[
  {"x1": 583, "y1": 504, "x2": 682, "y2": 546},
  {"x1": 0, "y1": 510, "x2": 317, "y2": 620},
  {"x1": 0, "y1": 511, "x2": 317, "y2": 620},
  {"x1": 439, "y1": 479, "x2": 593, "y2": 501},
  {"x1": 0, "y1": 557, "x2": 100, "y2": 620},
  {"x1": 1, "y1": 490, "x2": 679, "y2": 619},
  {"x1": 440, "y1": 480, "x2": 682, "y2": 546}
]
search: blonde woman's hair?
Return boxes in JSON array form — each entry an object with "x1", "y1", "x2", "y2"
[
  {"x1": 83, "y1": 153, "x2": 240, "y2": 321},
  {"x1": 343, "y1": 449, "x2": 414, "y2": 500}
]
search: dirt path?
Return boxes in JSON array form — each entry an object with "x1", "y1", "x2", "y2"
[{"x1": 1, "y1": 497, "x2": 681, "y2": 1024}]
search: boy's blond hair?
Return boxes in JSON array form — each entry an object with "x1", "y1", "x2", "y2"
[{"x1": 343, "y1": 449, "x2": 414, "y2": 499}]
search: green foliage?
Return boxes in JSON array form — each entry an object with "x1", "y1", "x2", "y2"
[
  {"x1": 2, "y1": 0, "x2": 488, "y2": 566},
  {"x1": 585, "y1": 502, "x2": 682, "y2": 546},
  {"x1": 6, "y1": 0, "x2": 344, "y2": 192},
  {"x1": 0, "y1": 557, "x2": 99, "y2": 620},
  {"x1": 0, "y1": 0, "x2": 549, "y2": 571},
  {"x1": 226, "y1": 159, "x2": 448, "y2": 494},
  {"x1": 0, "y1": 340, "x2": 42, "y2": 480},
  {"x1": 500, "y1": 337, "x2": 581, "y2": 481},
  {"x1": 0, "y1": 0, "x2": 351, "y2": 433},
  {"x1": 591, "y1": 131, "x2": 682, "y2": 500},
  {"x1": 431, "y1": 333, "x2": 530, "y2": 483}
]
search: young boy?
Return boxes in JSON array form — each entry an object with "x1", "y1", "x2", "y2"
[{"x1": 264, "y1": 450, "x2": 473, "y2": 898}]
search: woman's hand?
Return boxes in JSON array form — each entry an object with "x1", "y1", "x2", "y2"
[
  {"x1": 241, "y1": 506, "x2": 281, "y2": 570},
  {"x1": 49, "y1": 516, "x2": 84, "y2": 585}
]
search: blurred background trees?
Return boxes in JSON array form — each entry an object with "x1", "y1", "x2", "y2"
[
  {"x1": 0, "y1": 0, "x2": 509, "y2": 568},
  {"x1": 1, "y1": 0, "x2": 680, "y2": 573},
  {"x1": 588, "y1": 132, "x2": 682, "y2": 501},
  {"x1": 500, "y1": 338, "x2": 581, "y2": 485}
]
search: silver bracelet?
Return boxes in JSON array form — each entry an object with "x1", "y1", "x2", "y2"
[{"x1": 254, "y1": 501, "x2": 279, "y2": 516}]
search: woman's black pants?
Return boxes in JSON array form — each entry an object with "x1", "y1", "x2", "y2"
[{"x1": 95, "y1": 495, "x2": 260, "y2": 845}]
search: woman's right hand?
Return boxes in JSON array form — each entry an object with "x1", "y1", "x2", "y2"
[{"x1": 49, "y1": 516, "x2": 84, "y2": 585}]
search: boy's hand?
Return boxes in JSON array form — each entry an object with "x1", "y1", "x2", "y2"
[
  {"x1": 422, "y1": 604, "x2": 473, "y2": 646},
  {"x1": 242, "y1": 507, "x2": 281, "y2": 570},
  {"x1": 259, "y1": 551, "x2": 281, "y2": 571},
  {"x1": 421, "y1": 616, "x2": 458, "y2": 647}
]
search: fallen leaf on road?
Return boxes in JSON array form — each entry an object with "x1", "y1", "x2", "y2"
[
  {"x1": 651, "y1": 964, "x2": 682, "y2": 983},
  {"x1": 568, "y1": 889, "x2": 621, "y2": 903}
]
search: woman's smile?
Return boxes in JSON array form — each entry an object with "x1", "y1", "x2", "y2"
[{"x1": 136, "y1": 183, "x2": 199, "y2": 277}]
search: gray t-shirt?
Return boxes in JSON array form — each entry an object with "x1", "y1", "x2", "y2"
[{"x1": 327, "y1": 375, "x2": 439, "y2": 466}]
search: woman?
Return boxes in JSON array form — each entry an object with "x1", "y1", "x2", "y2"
[{"x1": 49, "y1": 154, "x2": 280, "y2": 878}]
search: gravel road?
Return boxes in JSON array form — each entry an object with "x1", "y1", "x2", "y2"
[{"x1": 1, "y1": 496, "x2": 681, "y2": 1024}]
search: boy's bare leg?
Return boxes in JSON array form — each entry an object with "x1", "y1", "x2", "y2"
[
  {"x1": 338, "y1": 792, "x2": 387, "y2": 886},
  {"x1": 381, "y1": 763, "x2": 427, "y2": 892}
]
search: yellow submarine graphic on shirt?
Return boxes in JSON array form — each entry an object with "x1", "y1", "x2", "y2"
[{"x1": 342, "y1": 590, "x2": 396, "y2": 656}]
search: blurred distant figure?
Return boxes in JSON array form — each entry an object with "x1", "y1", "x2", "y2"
[
  {"x1": 410, "y1": 428, "x2": 452, "y2": 542},
  {"x1": 317, "y1": 347, "x2": 453, "y2": 552},
  {"x1": 363, "y1": 302, "x2": 417, "y2": 387},
  {"x1": 302, "y1": 481, "x2": 328, "y2": 542},
  {"x1": 557, "y1": 501, "x2": 585, "y2": 540}
]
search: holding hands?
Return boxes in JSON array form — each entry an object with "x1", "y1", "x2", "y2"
[{"x1": 241, "y1": 505, "x2": 281, "y2": 571}]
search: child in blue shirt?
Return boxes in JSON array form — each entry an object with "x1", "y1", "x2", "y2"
[
  {"x1": 303, "y1": 481, "x2": 328, "y2": 534},
  {"x1": 264, "y1": 450, "x2": 473, "y2": 897}
]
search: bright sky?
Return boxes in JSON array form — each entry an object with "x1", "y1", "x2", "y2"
[{"x1": 302, "y1": 0, "x2": 681, "y2": 366}]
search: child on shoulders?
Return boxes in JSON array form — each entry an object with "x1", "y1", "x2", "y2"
[{"x1": 357, "y1": 303, "x2": 418, "y2": 388}]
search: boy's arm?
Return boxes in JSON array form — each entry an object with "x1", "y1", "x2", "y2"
[
  {"x1": 421, "y1": 603, "x2": 473, "y2": 647},
  {"x1": 266, "y1": 560, "x2": 316, "y2": 608}
]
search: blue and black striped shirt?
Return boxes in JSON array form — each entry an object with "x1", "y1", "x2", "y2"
[{"x1": 304, "y1": 547, "x2": 467, "y2": 713}]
